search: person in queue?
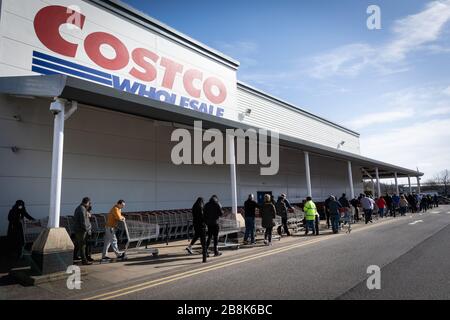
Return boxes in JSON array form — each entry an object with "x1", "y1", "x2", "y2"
[
  {"x1": 276, "y1": 195, "x2": 290, "y2": 236},
  {"x1": 73, "y1": 197, "x2": 93, "y2": 265},
  {"x1": 324, "y1": 196, "x2": 332, "y2": 229},
  {"x1": 186, "y1": 197, "x2": 207, "y2": 262},
  {"x1": 375, "y1": 196, "x2": 386, "y2": 218},
  {"x1": 360, "y1": 194, "x2": 375, "y2": 224},
  {"x1": 350, "y1": 196, "x2": 360, "y2": 222},
  {"x1": 7, "y1": 200, "x2": 35, "y2": 259},
  {"x1": 204, "y1": 195, "x2": 224, "y2": 257},
  {"x1": 102, "y1": 200, "x2": 126, "y2": 261},
  {"x1": 328, "y1": 196, "x2": 342, "y2": 234},
  {"x1": 399, "y1": 195, "x2": 409, "y2": 216},
  {"x1": 261, "y1": 194, "x2": 276, "y2": 245},
  {"x1": 304, "y1": 196, "x2": 318, "y2": 235},
  {"x1": 243, "y1": 194, "x2": 259, "y2": 245}
]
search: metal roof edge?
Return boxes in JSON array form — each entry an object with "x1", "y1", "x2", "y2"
[
  {"x1": 237, "y1": 80, "x2": 360, "y2": 137},
  {"x1": 87, "y1": 0, "x2": 240, "y2": 70},
  {"x1": 0, "y1": 74, "x2": 67, "y2": 97}
]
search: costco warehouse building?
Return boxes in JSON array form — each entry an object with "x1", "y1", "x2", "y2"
[{"x1": 0, "y1": 0, "x2": 423, "y2": 237}]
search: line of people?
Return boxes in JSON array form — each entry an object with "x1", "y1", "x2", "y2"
[
  {"x1": 7, "y1": 191, "x2": 439, "y2": 265},
  {"x1": 186, "y1": 193, "x2": 320, "y2": 263},
  {"x1": 323, "y1": 192, "x2": 440, "y2": 233}
]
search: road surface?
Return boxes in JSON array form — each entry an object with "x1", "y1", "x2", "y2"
[{"x1": 76, "y1": 205, "x2": 450, "y2": 300}]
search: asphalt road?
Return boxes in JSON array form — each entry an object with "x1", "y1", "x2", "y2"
[{"x1": 97, "y1": 205, "x2": 450, "y2": 300}]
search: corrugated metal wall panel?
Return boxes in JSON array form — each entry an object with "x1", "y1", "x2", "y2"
[{"x1": 237, "y1": 87, "x2": 361, "y2": 154}]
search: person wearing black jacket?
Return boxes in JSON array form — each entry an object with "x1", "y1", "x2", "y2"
[
  {"x1": 7, "y1": 200, "x2": 35, "y2": 259},
  {"x1": 204, "y1": 195, "x2": 224, "y2": 257},
  {"x1": 350, "y1": 197, "x2": 360, "y2": 221},
  {"x1": 339, "y1": 193, "x2": 350, "y2": 208},
  {"x1": 276, "y1": 196, "x2": 290, "y2": 236},
  {"x1": 73, "y1": 197, "x2": 92, "y2": 265},
  {"x1": 384, "y1": 194, "x2": 393, "y2": 216},
  {"x1": 243, "y1": 194, "x2": 259, "y2": 245},
  {"x1": 186, "y1": 197, "x2": 207, "y2": 262},
  {"x1": 324, "y1": 196, "x2": 332, "y2": 229},
  {"x1": 261, "y1": 194, "x2": 276, "y2": 245}
]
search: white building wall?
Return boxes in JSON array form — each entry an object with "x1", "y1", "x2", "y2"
[
  {"x1": 237, "y1": 148, "x2": 363, "y2": 204},
  {"x1": 237, "y1": 85, "x2": 361, "y2": 154},
  {"x1": 0, "y1": 95, "x2": 363, "y2": 235}
]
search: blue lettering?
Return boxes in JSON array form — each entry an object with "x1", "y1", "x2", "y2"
[
  {"x1": 198, "y1": 102, "x2": 208, "y2": 113},
  {"x1": 189, "y1": 99, "x2": 199, "y2": 111},
  {"x1": 179, "y1": 96, "x2": 190, "y2": 108},
  {"x1": 155, "y1": 89, "x2": 176, "y2": 104},
  {"x1": 112, "y1": 76, "x2": 140, "y2": 94},
  {"x1": 138, "y1": 84, "x2": 157, "y2": 98},
  {"x1": 216, "y1": 107, "x2": 224, "y2": 117}
]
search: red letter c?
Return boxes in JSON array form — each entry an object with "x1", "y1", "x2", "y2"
[{"x1": 34, "y1": 5, "x2": 85, "y2": 57}]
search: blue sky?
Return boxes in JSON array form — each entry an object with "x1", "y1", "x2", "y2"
[{"x1": 123, "y1": 0, "x2": 450, "y2": 181}]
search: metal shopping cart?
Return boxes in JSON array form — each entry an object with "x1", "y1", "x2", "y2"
[
  {"x1": 23, "y1": 217, "x2": 48, "y2": 245},
  {"x1": 117, "y1": 218, "x2": 159, "y2": 257},
  {"x1": 339, "y1": 208, "x2": 352, "y2": 233}
]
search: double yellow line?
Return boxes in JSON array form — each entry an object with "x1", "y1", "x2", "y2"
[{"x1": 83, "y1": 218, "x2": 397, "y2": 300}]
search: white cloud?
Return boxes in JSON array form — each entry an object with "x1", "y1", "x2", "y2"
[
  {"x1": 346, "y1": 109, "x2": 414, "y2": 129},
  {"x1": 308, "y1": 44, "x2": 375, "y2": 79},
  {"x1": 383, "y1": 0, "x2": 450, "y2": 61},
  {"x1": 344, "y1": 85, "x2": 450, "y2": 130},
  {"x1": 443, "y1": 86, "x2": 450, "y2": 95},
  {"x1": 308, "y1": 0, "x2": 450, "y2": 79},
  {"x1": 360, "y1": 118, "x2": 450, "y2": 180},
  {"x1": 426, "y1": 106, "x2": 450, "y2": 116}
]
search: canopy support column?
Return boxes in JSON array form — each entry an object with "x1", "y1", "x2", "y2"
[
  {"x1": 394, "y1": 172, "x2": 399, "y2": 195},
  {"x1": 304, "y1": 151, "x2": 312, "y2": 197},
  {"x1": 31, "y1": 99, "x2": 77, "y2": 276},
  {"x1": 347, "y1": 161, "x2": 355, "y2": 199},
  {"x1": 375, "y1": 167, "x2": 381, "y2": 197}
]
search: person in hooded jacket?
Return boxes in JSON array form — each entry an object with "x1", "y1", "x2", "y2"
[
  {"x1": 204, "y1": 195, "x2": 224, "y2": 257},
  {"x1": 276, "y1": 196, "x2": 290, "y2": 236},
  {"x1": 7, "y1": 200, "x2": 35, "y2": 259},
  {"x1": 186, "y1": 197, "x2": 207, "y2": 262},
  {"x1": 261, "y1": 194, "x2": 276, "y2": 245}
]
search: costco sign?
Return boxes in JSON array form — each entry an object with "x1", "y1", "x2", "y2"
[{"x1": 0, "y1": 0, "x2": 238, "y2": 119}]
